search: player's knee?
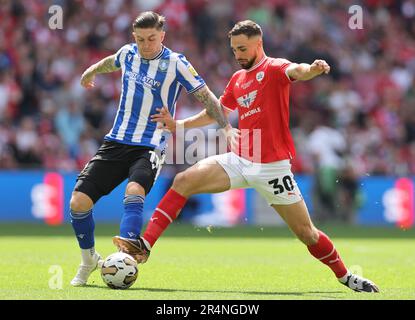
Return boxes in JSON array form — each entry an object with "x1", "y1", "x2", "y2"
[
  {"x1": 125, "y1": 182, "x2": 146, "y2": 196},
  {"x1": 172, "y1": 171, "x2": 187, "y2": 189},
  {"x1": 70, "y1": 192, "x2": 93, "y2": 213},
  {"x1": 296, "y1": 225, "x2": 319, "y2": 246},
  {"x1": 172, "y1": 171, "x2": 195, "y2": 196}
]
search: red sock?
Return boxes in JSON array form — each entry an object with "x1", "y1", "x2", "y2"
[
  {"x1": 307, "y1": 230, "x2": 348, "y2": 278},
  {"x1": 143, "y1": 189, "x2": 187, "y2": 247}
]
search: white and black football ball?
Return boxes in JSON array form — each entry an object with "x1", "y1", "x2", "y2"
[{"x1": 101, "y1": 252, "x2": 138, "y2": 289}]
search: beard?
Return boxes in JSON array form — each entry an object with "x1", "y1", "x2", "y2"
[{"x1": 238, "y1": 56, "x2": 256, "y2": 69}]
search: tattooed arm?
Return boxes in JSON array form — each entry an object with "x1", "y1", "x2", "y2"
[
  {"x1": 151, "y1": 107, "x2": 230, "y2": 132},
  {"x1": 192, "y1": 86, "x2": 230, "y2": 129},
  {"x1": 150, "y1": 85, "x2": 240, "y2": 147},
  {"x1": 150, "y1": 85, "x2": 228, "y2": 131},
  {"x1": 191, "y1": 86, "x2": 240, "y2": 148},
  {"x1": 80, "y1": 54, "x2": 120, "y2": 88}
]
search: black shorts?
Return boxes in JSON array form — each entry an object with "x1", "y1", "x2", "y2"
[{"x1": 74, "y1": 140, "x2": 164, "y2": 203}]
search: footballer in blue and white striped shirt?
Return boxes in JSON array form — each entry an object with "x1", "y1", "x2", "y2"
[{"x1": 70, "y1": 11, "x2": 234, "y2": 286}]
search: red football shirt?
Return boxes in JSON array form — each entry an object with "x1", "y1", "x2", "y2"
[{"x1": 220, "y1": 56, "x2": 296, "y2": 163}]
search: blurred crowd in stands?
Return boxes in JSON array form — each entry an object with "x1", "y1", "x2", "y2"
[{"x1": 0, "y1": 0, "x2": 414, "y2": 184}]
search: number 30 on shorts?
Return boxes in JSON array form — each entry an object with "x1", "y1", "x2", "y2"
[{"x1": 268, "y1": 176, "x2": 295, "y2": 195}]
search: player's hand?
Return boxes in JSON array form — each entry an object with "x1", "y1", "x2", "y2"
[
  {"x1": 80, "y1": 70, "x2": 96, "y2": 88},
  {"x1": 151, "y1": 106, "x2": 177, "y2": 132},
  {"x1": 223, "y1": 124, "x2": 241, "y2": 151},
  {"x1": 310, "y1": 59, "x2": 330, "y2": 75}
]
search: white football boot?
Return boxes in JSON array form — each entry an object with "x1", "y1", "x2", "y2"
[
  {"x1": 339, "y1": 271, "x2": 379, "y2": 293},
  {"x1": 71, "y1": 251, "x2": 103, "y2": 287}
]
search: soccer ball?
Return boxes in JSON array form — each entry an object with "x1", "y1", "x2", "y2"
[{"x1": 101, "y1": 252, "x2": 138, "y2": 289}]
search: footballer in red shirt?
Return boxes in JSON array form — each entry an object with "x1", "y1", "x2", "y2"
[
  {"x1": 220, "y1": 55, "x2": 296, "y2": 163},
  {"x1": 114, "y1": 20, "x2": 379, "y2": 293}
]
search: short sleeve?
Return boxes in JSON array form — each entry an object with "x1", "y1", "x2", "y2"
[
  {"x1": 176, "y1": 54, "x2": 206, "y2": 93},
  {"x1": 271, "y1": 58, "x2": 295, "y2": 85},
  {"x1": 114, "y1": 44, "x2": 130, "y2": 68},
  {"x1": 219, "y1": 76, "x2": 237, "y2": 112}
]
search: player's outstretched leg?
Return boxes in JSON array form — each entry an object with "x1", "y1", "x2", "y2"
[
  {"x1": 272, "y1": 200, "x2": 379, "y2": 293},
  {"x1": 337, "y1": 270, "x2": 379, "y2": 292},
  {"x1": 70, "y1": 191, "x2": 103, "y2": 286},
  {"x1": 308, "y1": 230, "x2": 379, "y2": 292},
  {"x1": 113, "y1": 158, "x2": 231, "y2": 263}
]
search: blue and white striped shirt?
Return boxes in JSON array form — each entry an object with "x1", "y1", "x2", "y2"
[{"x1": 105, "y1": 44, "x2": 206, "y2": 150}]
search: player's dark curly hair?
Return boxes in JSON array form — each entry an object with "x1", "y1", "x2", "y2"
[
  {"x1": 228, "y1": 20, "x2": 262, "y2": 38},
  {"x1": 133, "y1": 11, "x2": 165, "y2": 30}
]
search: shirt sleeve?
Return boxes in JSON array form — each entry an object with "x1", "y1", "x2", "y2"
[
  {"x1": 272, "y1": 58, "x2": 295, "y2": 85},
  {"x1": 176, "y1": 54, "x2": 206, "y2": 93},
  {"x1": 219, "y1": 76, "x2": 237, "y2": 112},
  {"x1": 114, "y1": 44, "x2": 130, "y2": 68}
]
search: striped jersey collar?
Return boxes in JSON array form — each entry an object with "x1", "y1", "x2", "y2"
[{"x1": 140, "y1": 45, "x2": 166, "y2": 61}]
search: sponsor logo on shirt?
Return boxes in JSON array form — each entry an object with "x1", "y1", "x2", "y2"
[
  {"x1": 188, "y1": 65, "x2": 198, "y2": 76},
  {"x1": 240, "y1": 107, "x2": 261, "y2": 120},
  {"x1": 237, "y1": 90, "x2": 257, "y2": 108},
  {"x1": 125, "y1": 70, "x2": 161, "y2": 89},
  {"x1": 241, "y1": 80, "x2": 254, "y2": 90}
]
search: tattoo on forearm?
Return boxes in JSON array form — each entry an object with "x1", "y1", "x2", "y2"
[
  {"x1": 193, "y1": 87, "x2": 229, "y2": 128},
  {"x1": 91, "y1": 55, "x2": 119, "y2": 74}
]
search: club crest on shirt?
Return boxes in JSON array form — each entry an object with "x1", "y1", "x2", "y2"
[
  {"x1": 158, "y1": 59, "x2": 169, "y2": 72},
  {"x1": 237, "y1": 90, "x2": 257, "y2": 108},
  {"x1": 256, "y1": 71, "x2": 264, "y2": 82}
]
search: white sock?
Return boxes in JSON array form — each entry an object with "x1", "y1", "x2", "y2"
[
  {"x1": 338, "y1": 270, "x2": 352, "y2": 283},
  {"x1": 81, "y1": 247, "x2": 96, "y2": 265}
]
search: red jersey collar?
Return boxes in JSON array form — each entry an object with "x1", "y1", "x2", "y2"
[{"x1": 246, "y1": 55, "x2": 267, "y2": 72}]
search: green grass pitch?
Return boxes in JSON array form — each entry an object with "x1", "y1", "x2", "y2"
[{"x1": 0, "y1": 223, "x2": 414, "y2": 300}]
